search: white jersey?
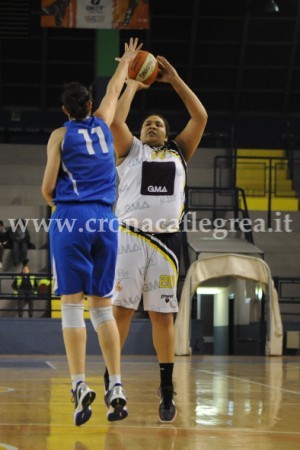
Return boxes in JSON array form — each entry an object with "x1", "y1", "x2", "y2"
[{"x1": 115, "y1": 137, "x2": 187, "y2": 233}]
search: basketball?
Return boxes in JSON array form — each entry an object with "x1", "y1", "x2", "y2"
[{"x1": 128, "y1": 50, "x2": 159, "y2": 85}]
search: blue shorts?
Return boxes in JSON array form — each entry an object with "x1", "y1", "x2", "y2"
[{"x1": 49, "y1": 203, "x2": 118, "y2": 297}]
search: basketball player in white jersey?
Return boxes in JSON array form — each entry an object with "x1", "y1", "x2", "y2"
[{"x1": 104, "y1": 55, "x2": 207, "y2": 422}]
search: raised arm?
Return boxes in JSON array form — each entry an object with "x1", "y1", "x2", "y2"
[
  {"x1": 156, "y1": 55, "x2": 208, "y2": 162},
  {"x1": 110, "y1": 79, "x2": 148, "y2": 161},
  {"x1": 93, "y1": 37, "x2": 142, "y2": 127}
]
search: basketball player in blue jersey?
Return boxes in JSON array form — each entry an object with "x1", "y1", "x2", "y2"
[
  {"x1": 105, "y1": 55, "x2": 208, "y2": 422},
  {"x1": 41, "y1": 37, "x2": 142, "y2": 426}
]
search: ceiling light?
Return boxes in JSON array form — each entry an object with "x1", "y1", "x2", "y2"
[{"x1": 196, "y1": 287, "x2": 221, "y2": 295}]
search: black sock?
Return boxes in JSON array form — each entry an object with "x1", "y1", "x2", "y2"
[{"x1": 159, "y1": 363, "x2": 174, "y2": 387}]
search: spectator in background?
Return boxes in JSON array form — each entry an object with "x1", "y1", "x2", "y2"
[
  {"x1": 12, "y1": 260, "x2": 38, "y2": 318},
  {"x1": 0, "y1": 220, "x2": 9, "y2": 270},
  {"x1": 8, "y1": 219, "x2": 34, "y2": 267}
]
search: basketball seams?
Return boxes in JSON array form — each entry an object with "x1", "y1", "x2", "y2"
[
  {"x1": 128, "y1": 50, "x2": 158, "y2": 85},
  {"x1": 135, "y1": 54, "x2": 156, "y2": 83}
]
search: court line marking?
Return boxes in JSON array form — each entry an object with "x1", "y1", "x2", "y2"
[
  {"x1": 0, "y1": 443, "x2": 18, "y2": 450},
  {"x1": 1, "y1": 422, "x2": 300, "y2": 435},
  {"x1": 45, "y1": 360, "x2": 56, "y2": 369},
  {"x1": 0, "y1": 387, "x2": 15, "y2": 393},
  {"x1": 194, "y1": 369, "x2": 300, "y2": 396}
]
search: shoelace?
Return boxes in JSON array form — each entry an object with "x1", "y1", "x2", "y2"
[
  {"x1": 160, "y1": 387, "x2": 177, "y2": 406},
  {"x1": 71, "y1": 390, "x2": 76, "y2": 404},
  {"x1": 71, "y1": 385, "x2": 81, "y2": 405}
]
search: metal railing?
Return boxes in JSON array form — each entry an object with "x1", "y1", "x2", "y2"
[
  {"x1": 273, "y1": 277, "x2": 300, "y2": 330},
  {"x1": 0, "y1": 273, "x2": 52, "y2": 317},
  {"x1": 214, "y1": 154, "x2": 300, "y2": 228},
  {"x1": 185, "y1": 185, "x2": 254, "y2": 243},
  {"x1": 274, "y1": 276, "x2": 300, "y2": 310}
]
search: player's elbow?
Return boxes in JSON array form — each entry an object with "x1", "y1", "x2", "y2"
[
  {"x1": 41, "y1": 184, "x2": 52, "y2": 200},
  {"x1": 197, "y1": 110, "x2": 208, "y2": 133},
  {"x1": 199, "y1": 107, "x2": 208, "y2": 125}
]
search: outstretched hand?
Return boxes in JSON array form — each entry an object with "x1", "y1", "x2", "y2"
[
  {"x1": 116, "y1": 37, "x2": 143, "y2": 64},
  {"x1": 156, "y1": 55, "x2": 179, "y2": 83}
]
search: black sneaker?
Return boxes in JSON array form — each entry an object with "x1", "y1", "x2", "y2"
[
  {"x1": 105, "y1": 383, "x2": 128, "y2": 422},
  {"x1": 72, "y1": 381, "x2": 96, "y2": 426},
  {"x1": 158, "y1": 385, "x2": 177, "y2": 423}
]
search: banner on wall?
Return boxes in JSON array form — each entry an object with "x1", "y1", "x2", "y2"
[{"x1": 40, "y1": 0, "x2": 149, "y2": 29}]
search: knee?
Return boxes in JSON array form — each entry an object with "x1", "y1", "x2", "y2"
[
  {"x1": 61, "y1": 303, "x2": 85, "y2": 329},
  {"x1": 113, "y1": 305, "x2": 135, "y2": 323},
  {"x1": 150, "y1": 312, "x2": 174, "y2": 329},
  {"x1": 89, "y1": 306, "x2": 115, "y2": 332}
]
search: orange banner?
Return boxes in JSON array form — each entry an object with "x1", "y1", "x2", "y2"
[{"x1": 40, "y1": 0, "x2": 149, "y2": 29}]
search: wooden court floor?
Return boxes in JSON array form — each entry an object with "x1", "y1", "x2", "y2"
[{"x1": 1, "y1": 354, "x2": 300, "y2": 449}]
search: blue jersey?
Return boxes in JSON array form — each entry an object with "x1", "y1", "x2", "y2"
[{"x1": 53, "y1": 116, "x2": 116, "y2": 205}]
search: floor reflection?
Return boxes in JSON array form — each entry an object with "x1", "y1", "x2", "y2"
[
  {"x1": 191, "y1": 357, "x2": 284, "y2": 428},
  {"x1": 1, "y1": 355, "x2": 300, "y2": 450}
]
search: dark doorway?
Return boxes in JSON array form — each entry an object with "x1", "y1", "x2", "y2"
[{"x1": 228, "y1": 294, "x2": 235, "y2": 355}]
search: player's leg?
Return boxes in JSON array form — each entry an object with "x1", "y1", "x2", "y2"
[
  {"x1": 90, "y1": 208, "x2": 128, "y2": 421},
  {"x1": 143, "y1": 233, "x2": 180, "y2": 423},
  {"x1": 111, "y1": 226, "x2": 146, "y2": 345},
  {"x1": 88, "y1": 295, "x2": 127, "y2": 421},
  {"x1": 148, "y1": 310, "x2": 176, "y2": 422},
  {"x1": 105, "y1": 226, "x2": 145, "y2": 381},
  {"x1": 50, "y1": 204, "x2": 96, "y2": 426},
  {"x1": 61, "y1": 292, "x2": 96, "y2": 426},
  {"x1": 113, "y1": 305, "x2": 135, "y2": 347},
  {"x1": 102, "y1": 305, "x2": 135, "y2": 406}
]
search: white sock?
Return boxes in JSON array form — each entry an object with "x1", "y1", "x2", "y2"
[
  {"x1": 71, "y1": 374, "x2": 85, "y2": 391},
  {"x1": 109, "y1": 374, "x2": 121, "y2": 390}
]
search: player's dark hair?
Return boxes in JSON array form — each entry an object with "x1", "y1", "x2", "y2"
[
  {"x1": 140, "y1": 114, "x2": 170, "y2": 138},
  {"x1": 61, "y1": 82, "x2": 91, "y2": 120}
]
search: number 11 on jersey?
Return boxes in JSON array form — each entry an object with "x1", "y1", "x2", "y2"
[{"x1": 78, "y1": 126, "x2": 109, "y2": 155}]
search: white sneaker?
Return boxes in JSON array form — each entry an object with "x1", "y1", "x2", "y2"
[
  {"x1": 72, "y1": 381, "x2": 96, "y2": 426},
  {"x1": 106, "y1": 384, "x2": 128, "y2": 421}
]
